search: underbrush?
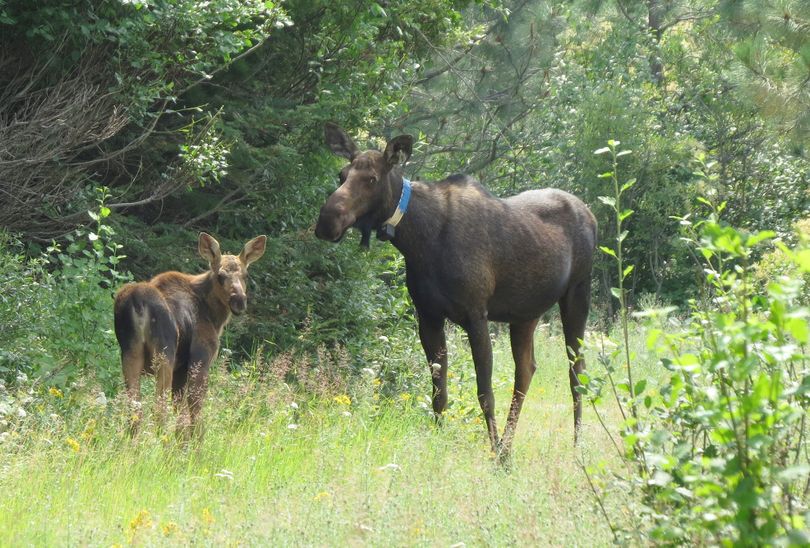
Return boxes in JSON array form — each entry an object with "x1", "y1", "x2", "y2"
[
  {"x1": 0, "y1": 324, "x2": 639, "y2": 546},
  {"x1": 582, "y1": 143, "x2": 810, "y2": 545}
]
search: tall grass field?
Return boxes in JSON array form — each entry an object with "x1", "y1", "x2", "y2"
[{"x1": 0, "y1": 327, "x2": 653, "y2": 546}]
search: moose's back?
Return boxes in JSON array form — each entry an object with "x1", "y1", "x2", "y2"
[{"x1": 404, "y1": 178, "x2": 597, "y2": 324}]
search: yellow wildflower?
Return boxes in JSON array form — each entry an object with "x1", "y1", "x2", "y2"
[
  {"x1": 129, "y1": 509, "x2": 152, "y2": 531},
  {"x1": 48, "y1": 387, "x2": 63, "y2": 398},
  {"x1": 80, "y1": 419, "x2": 96, "y2": 441},
  {"x1": 400, "y1": 393, "x2": 412, "y2": 402},
  {"x1": 65, "y1": 437, "x2": 80, "y2": 452},
  {"x1": 372, "y1": 378, "x2": 381, "y2": 386},
  {"x1": 201, "y1": 507, "x2": 215, "y2": 525},
  {"x1": 161, "y1": 522, "x2": 179, "y2": 537},
  {"x1": 313, "y1": 491, "x2": 331, "y2": 501},
  {"x1": 333, "y1": 394, "x2": 351, "y2": 406}
]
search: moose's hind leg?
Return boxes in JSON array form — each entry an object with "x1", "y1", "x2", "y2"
[
  {"x1": 499, "y1": 319, "x2": 540, "y2": 460},
  {"x1": 120, "y1": 345, "x2": 145, "y2": 433},
  {"x1": 148, "y1": 319, "x2": 178, "y2": 428},
  {"x1": 559, "y1": 280, "x2": 591, "y2": 443}
]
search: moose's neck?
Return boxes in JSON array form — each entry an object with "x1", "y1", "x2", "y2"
[
  {"x1": 389, "y1": 181, "x2": 443, "y2": 264},
  {"x1": 194, "y1": 273, "x2": 232, "y2": 331}
]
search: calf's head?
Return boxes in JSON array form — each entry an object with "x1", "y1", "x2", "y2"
[
  {"x1": 198, "y1": 232, "x2": 267, "y2": 315},
  {"x1": 315, "y1": 123, "x2": 413, "y2": 244}
]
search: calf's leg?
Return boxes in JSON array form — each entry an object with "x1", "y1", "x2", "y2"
[
  {"x1": 121, "y1": 346, "x2": 144, "y2": 431},
  {"x1": 184, "y1": 338, "x2": 216, "y2": 440}
]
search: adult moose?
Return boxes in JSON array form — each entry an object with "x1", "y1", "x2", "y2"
[
  {"x1": 114, "y1": 232, "x2": 266, "y2": 436},
  {"x1": 315, "y1": 124, "x2": 597, "y2": 458}
]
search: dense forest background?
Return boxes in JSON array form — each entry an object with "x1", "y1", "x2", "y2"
[{"x1": 1, "y1": 0, "x2": 807, "y2": 371}]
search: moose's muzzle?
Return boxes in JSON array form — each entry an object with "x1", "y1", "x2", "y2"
[{"x1": 315, "y1": 203, "x2": 355, "y2": 243}]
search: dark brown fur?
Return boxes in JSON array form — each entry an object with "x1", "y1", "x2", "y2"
[
  {"x1": 316, "y1": 124, "x2": 597, "y2": 458},
  {"x1": 113, "y1": 232, "x2": 266, "y2": 435}
]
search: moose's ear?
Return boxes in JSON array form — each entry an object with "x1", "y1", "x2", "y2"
[
  {"x1": 383, "y1": 134, "x2": 413, "y2": 167},
  {"x1": 324, "y1": 123, "x2": 359, "y2": 161},
  {"x1": 198, "y1": 232, "x2": 222, "y2": 269},
  {"x1": 240, "y1": 235, "x2": 267, "y2": 267}
]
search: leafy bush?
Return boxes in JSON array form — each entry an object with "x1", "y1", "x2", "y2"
[
  {"x1": 0, "y1": 189, "x2": 129, "y2": 392},
  {"x1": 584, "y1": 198, "x2": 810, "y2": 544}
]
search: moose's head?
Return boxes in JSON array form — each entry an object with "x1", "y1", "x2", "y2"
[
  {"x1": 198, "y1": 232, "x2": 267, "y2": 315},
  {"x1": 315, "y1": 123, "x2": 413, "y2": 245}
]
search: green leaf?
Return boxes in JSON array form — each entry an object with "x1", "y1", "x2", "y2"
[
  {"x1": 615, "y1": 150, "x2": 632, "y2": 157},
  {"x1": 610, "y1": 287, "x2": 622, "y2": 300},
  {"x1": 622, "y1": 264, "x2": 634, "y2": 279},
  {"x1": 597, "y1": 196, "x2": 616, "y2": 207},
  {"x1": 673, "y1": 353, "x2": 700, "y2": 372},
  {"x1": 795, "y1": 249, "x2": 810, "y2": 272},
  {"x1": 634, "y1": 379, "x2": 646, "y2": 395},
  {"x1": 599, "y1": 246, "x2": 617, "y2": 258},
  {"x1": 621, "y1": 178, "x2": 636, "y2": 192},
  {"x1": 594, "y1": 147, "x2": 610, "y2": 155},
  {"x1": 577, "y1": 372, "x2": 590, "y2": 385},
  {"x1": 746, "y1": 230, "x2": 776, "y2": 247},
  {"x1": 597, "y1": 171, "x2": 613, "y2": 179},
  {"x1": 619, "y1": 208, "x2": 634, "y2": 221},
  {"x1": 787, "y1": 317, "x2": 809, "y2": 344},
  {"x1": 618, "y1": 230, "x2": 628, "y2": 243}
]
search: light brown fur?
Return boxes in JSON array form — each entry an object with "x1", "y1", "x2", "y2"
[{"x1": 113, "y1": 233, "x2": 266, "y2": 437}]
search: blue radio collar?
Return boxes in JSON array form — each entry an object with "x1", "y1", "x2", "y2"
[{"x1": 378, "y1": 177, "x2": 411, "y2": 241}]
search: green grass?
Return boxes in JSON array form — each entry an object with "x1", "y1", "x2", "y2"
[{"x1": 0, "y1": 325, "x2": 661, "y2": 546}]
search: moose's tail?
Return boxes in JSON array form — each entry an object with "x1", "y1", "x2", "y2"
[{"x1": 113, "y1": 283, "x2": 177, "y2": 362}]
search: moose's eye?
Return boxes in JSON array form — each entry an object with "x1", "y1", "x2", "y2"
[
  {"x1": 369, "y1": 176, "x2": 377, "y2": 184},
  {"x1": 217, "y1": 272, "x2": 227, "y2": 285}
]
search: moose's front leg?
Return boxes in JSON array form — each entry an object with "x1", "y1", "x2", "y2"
[
  {"x1": 465, "y1": 317, "x2": 498, "y2": 452},
  {"x1": 153, "y1": 350, "x2": 174, "y2": 428},
  {"x1": 418, "y1": 313, "x2": 448, "y2": 417}
]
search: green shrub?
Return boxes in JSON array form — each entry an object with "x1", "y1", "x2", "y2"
[
  {"x1": 585, "y1": 199, "x2": 810, "y2": 544},
  {"x1": 0, "y1": 189, "x2": 129, "y2": 392}
]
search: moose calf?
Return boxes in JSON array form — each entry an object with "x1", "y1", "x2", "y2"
[{"x1": 113, "y1": 232, "x2": 266, "y2": 435}]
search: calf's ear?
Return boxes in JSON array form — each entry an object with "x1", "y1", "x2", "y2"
[
  {"x1": 199, "y1": 232, "x2": 222, "y2": 270},
  {"x1": 240, "y1": 235, "x2": 267, "y2": 267},
  {"x1": 383, "y1": 134, "x2": 413, "y2": 168},
  {"x1": 325, "y1": 123, "x2": 359, "y2": 161}
]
